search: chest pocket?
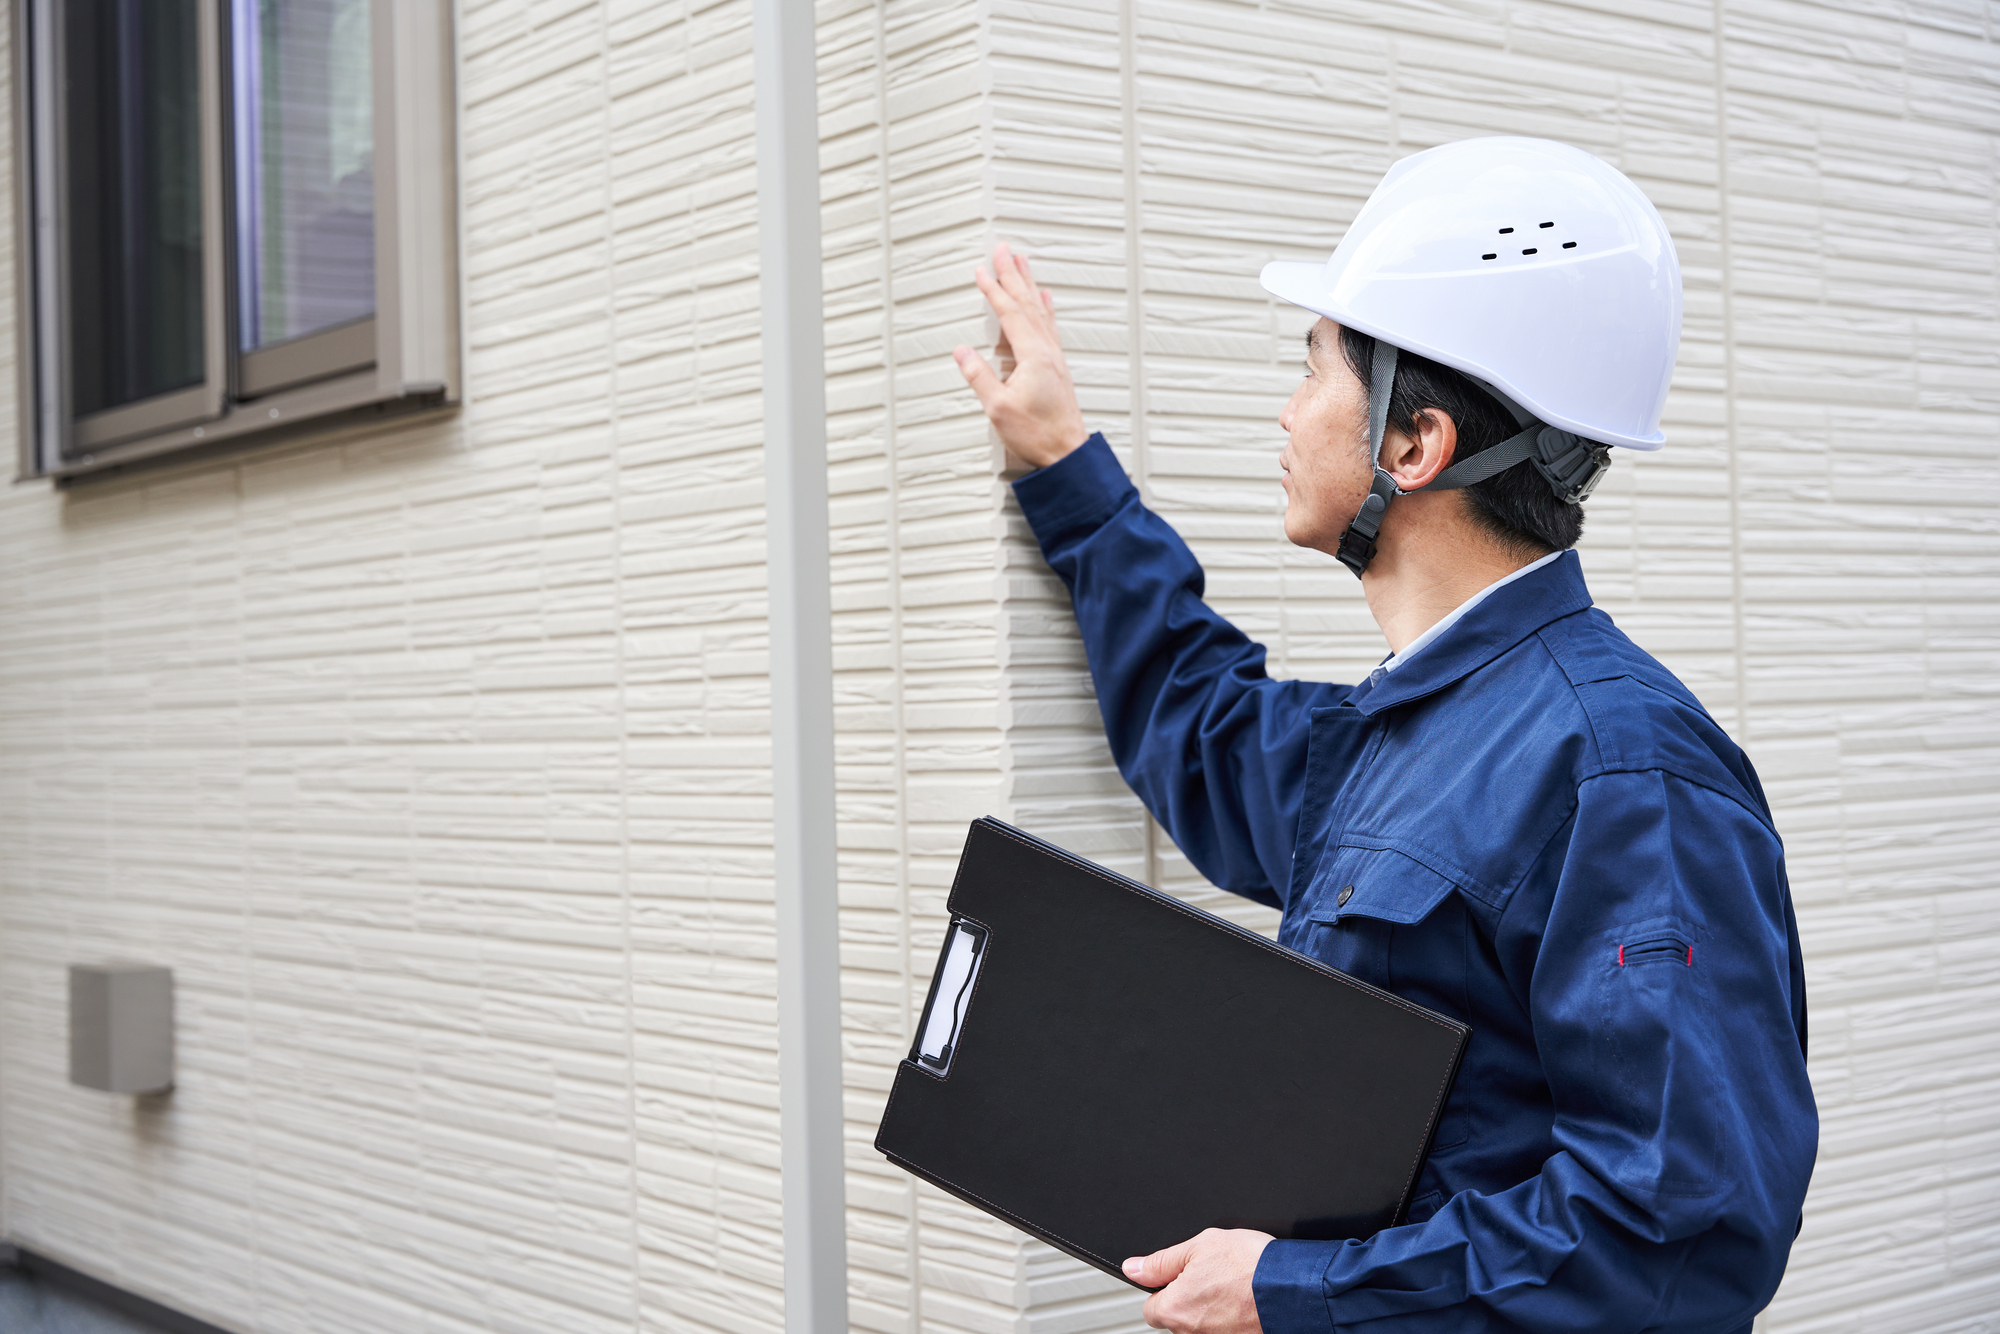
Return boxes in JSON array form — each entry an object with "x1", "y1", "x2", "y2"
[
  {"x1": 1307, "y1": 844, "x2": 1458, "y2": 930},
  {"x1": 1292, "y1": 843, "x2": 1475, "y2": 1151}
]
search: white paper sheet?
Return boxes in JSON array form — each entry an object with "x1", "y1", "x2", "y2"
[{"x1": 917, "y1": 921, "x2": 984, "y2": 1072}]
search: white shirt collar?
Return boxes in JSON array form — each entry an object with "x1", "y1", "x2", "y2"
[{"x1": 1379, "y1": 549, "x2": 1566, "y2": 676}]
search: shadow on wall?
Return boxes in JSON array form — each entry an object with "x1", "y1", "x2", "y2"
[
  {"x1": 0, "y1": 1253, "x2": 230, "y2": 1334},
  {"x1": 49, "y1": 406, "x2": 467, "y2": 536},
  {"x1": 0, "y1": 1270, "x2": 160, "y2": 1334}
]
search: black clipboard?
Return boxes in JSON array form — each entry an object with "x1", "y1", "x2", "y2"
[{"x1": 875, "y1": 817, "x2": 1469, "y2": 1288}]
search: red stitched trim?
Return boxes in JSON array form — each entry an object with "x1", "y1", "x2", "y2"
[{"x1": 1618, "y1": 939, "x2": 1697, "y2": 967}]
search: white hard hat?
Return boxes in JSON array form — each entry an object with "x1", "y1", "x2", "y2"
[{"x1": 1260, "y1": 137, "x2": 1682, "y2": 451}]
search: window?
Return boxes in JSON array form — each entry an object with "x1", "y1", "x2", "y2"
[
  {"x1": 14, "y1": 0, "x2": 458, "y2": 481},
  {"x1": 233, "y1": 0, "x2": 377, "y2": 394}
]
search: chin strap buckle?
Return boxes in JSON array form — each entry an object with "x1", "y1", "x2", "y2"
[
  {"x1": 1531, "y1": 428, "x2": 1612, "y2": 505},
  {"x1": 1335, "y1": 468, "x2": 1401, "y2": 577}
]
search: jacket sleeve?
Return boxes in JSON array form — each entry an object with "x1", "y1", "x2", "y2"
[
  {"x1": 1012, "y1": 434, "x2": 1346, "y2": 907},
  {"x1": 1253, "y1": 769, "x2": 1818, "y2": 1332}
]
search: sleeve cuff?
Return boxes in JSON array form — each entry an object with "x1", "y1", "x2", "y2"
[
  {"x1": 1253, "y1": 1238, "x2": 1338, "y2": 1334},
  {"x1": 1009, "y1": 433, "x2": 1137, "y2": 546}
]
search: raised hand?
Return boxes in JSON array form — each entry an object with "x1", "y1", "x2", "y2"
[{"x1": 955, "y1": 242, "x2": 1089, "y2": 470}]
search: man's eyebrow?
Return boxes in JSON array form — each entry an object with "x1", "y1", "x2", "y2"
[{"x1": 1304, "y1": 328, "x2": 1318, "y2": 357}]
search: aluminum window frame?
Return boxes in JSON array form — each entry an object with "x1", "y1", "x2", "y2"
[
  {"x1": 225, "y1": 0, "x2": 376, "y2": 402},
  {"x1": 27, "y1": 0, "x2": 230, "y2": 458},
  {"x1": 12, "y1": 0, "x2": 459, "y2": 482}
]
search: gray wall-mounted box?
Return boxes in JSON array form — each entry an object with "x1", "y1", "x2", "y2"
[{"x1": 69, "y1": 964, "x2": 173, "y2": 1094}]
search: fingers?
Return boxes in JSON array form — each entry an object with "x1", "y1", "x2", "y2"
[
  {"x1": 963, "y1": 243, "x2": 1085, "y2": 469},
  {"x1": 1008, "y1": 246, "x2": 1044, "y2": 307},
  {"x1": 976, "y1": 243, "x2": 1051, "y2": 318},
  {"x1": 975, "y1": 250, "x2": 1061, "y2": 365},
  {"x1": 953, "y1": 345, "x2": 1003, "y2": 411},
  {"x1": 973, "y1": 263, "x2": 1021, "y2": 318},
  {"x1": 1135, "y1": 1237, "x2": 1195, "y2": 1331},
  {"x1": 1123, "y1": 1235, "x2": 1196, "y2": 1291},
  {"x1": 994, "y1": 242, "x2": 1039, "y2": 304}
]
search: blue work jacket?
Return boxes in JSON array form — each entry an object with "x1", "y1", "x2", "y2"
[{"x1": 1014, "y1": 436, "x2": 1817, "y2": 1334}]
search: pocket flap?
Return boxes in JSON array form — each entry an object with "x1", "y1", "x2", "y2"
[{"x1": 1308, "y1": 843, "x2": 1459, "y2": 926}]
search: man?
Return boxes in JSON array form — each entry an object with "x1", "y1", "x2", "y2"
[{"x1": 952, "y1": 138, "x2": 1817, "y2": 1334}]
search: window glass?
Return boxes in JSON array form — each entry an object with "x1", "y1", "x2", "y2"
[
  {"x1": 62, "y1": 0, "x2": 205, "y2": 418},
  {"x1": 233, "y1": 0, "x2": 374, "y2": 351}
]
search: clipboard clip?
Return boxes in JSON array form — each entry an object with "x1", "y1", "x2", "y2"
[{"x1": 914, "y1": 918, "x2": 987, "y2": 1076}]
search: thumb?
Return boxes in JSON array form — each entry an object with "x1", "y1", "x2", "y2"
[
  {"x1": 1123, "y1": 1238, "x2": 1194, "y2": 1290},
  {"x1": 954, "y1": 345, "x2": 1004, "y2": 412}
]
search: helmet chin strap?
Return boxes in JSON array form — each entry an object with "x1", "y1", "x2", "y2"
[
  {"x1": 1333, "y1": 339, "x2": 1403, "y2": 578},
  {"x1": 1332, "y1": 338, "x2": 1614, "y2": 579}
]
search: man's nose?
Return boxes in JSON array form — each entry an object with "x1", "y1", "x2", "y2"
[{"x1": 1279, "y1": 386, "x2": 1300, "y2": 433}]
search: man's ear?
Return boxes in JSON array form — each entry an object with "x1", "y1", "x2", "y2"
[{"x1": 1382, "y1": 408, "x2": 1458, "y2": 491}]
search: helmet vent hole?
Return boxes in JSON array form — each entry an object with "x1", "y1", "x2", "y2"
[
  {"x1": 1539, "y1": 221, "x2": 1554, "y2": 228},
  {"x1": 1562, "y1": 241, "x2": 1577, "y2": 249},
  {"x1": 1481, "y1": 253, "x2": 1497, "y2": 260},
  {"x1": 1522, "y1": 248, "x2": 1538, "y2": 255},
  {"x1": 1498, "y1": 227, "x2": 1514, "y2": 234}
]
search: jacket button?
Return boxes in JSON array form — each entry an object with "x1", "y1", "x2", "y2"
[{"x1": 1337, "y1": 884, "x2": 1354, "y2": 907}]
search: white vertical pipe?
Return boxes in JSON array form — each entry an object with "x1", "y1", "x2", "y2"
[
  {"x1": 752, "y1": 0, "x2": 849, "y2": 1330},
  {"x1": 27, "y1": 0, "x2": 67, "y2": 472}
]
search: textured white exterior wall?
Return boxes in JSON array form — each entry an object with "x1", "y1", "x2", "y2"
[
  {"x1": 986, "y1": 1, "x2": 2000, "y2": 1331},
  {"x1": 0, "y1": 1, "x2": 1037, "y2": 1331},
  {"x1": 0, "y1": 2, "x2": 794, "y2": 1330},
  {"x1": 818, "y1": 1, "x2": 1054, "y2": 1330},
  {"x1": 0, "y1": 3, "x2": 1992, "y2": 1334}
]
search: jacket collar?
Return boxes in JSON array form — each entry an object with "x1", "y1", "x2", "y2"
[{"x1": 1347, "y1": 549, "x2": 1593, "y2": 716}]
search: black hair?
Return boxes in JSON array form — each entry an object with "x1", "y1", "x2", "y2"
[{"x1": 1337, "y1": 324, "x2": 1586, "y2": 555}]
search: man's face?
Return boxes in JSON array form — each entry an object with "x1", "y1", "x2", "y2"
[{"x1": 1278, "y1": 319, "x2": 1374, "y2": 554}]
